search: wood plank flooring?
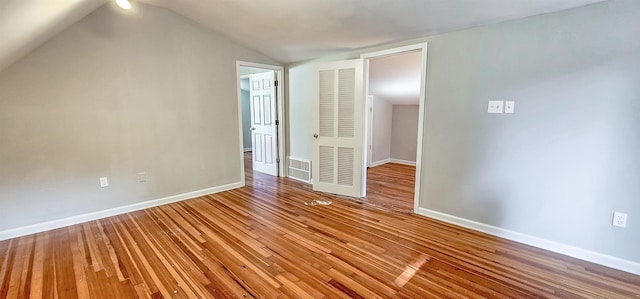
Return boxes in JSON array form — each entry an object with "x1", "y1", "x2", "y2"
[
  {"x1": 1, "y1": 154, "x2": 639, "y2": 298},
  {"x1": 365, "y1": 163, "x2": 416, "y2": 213}
]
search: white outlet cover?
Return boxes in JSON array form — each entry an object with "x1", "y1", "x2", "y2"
[
  {"x1": 505, "y1": 101, "x2": 515, "y2": 113},
  {"x1": 488, "y1": 101, "x2": 504, "y2": 114},
  {"x1": 138, "y1": 172, "x2": 147, "y2": 182},
  {"x1": 612, "y1": 212, "x2": 627, "y2": 228},
  {"x1": 99, "y1": 177, "x2": 109, "y2": 188}
]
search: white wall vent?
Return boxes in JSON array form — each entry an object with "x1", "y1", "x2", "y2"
[{"x1": 288, "y1": 157, "x2": 311, "y2": 183}]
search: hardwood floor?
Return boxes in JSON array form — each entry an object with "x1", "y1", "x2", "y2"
[
  {"x1": 365, "y1": 163, "x2": 416, "y2": 213},
  {"x1": 1, "y1": 155, "x2": 639, "y2": 298}
]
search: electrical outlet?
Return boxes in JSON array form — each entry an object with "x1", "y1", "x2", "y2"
[
  {"x1": 488, "y1": 101, "x2": 504, "y2": 114},
  {"x1": 612, "y1": 212, "x2": 627, "y2": 228},
  {"x1": 138, "y1": 172, "x2": 147, "y2": 182},
  {"x1": 99, "y1": 177, "x2": 109, "y2": 188}
]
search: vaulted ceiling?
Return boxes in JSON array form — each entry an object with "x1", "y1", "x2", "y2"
[{"x1": 0, "y1": 0, "x2": 606, "y2": 71}]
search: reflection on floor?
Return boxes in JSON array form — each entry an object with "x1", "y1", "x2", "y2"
[{"x1": 1, "y1": 154, "x2": 638, "y2": 297}]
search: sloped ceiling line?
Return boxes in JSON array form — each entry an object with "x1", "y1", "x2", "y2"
[{"x1": 0, "y1": 0, "x2": 606, "y2": 72}]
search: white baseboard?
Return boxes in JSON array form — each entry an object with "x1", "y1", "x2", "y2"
[
  {"x1": 370, "y1": 158, "x2": 416, "y2": 167},
  {"x1": 0, "y1": 181, "x2": 244, "y2": 241},
  {"x1": 289, "y1": 176, "x2": 311, "y2": 184},
  {"x1": 390, "y1": 158, "x2": 416, "y2": 166},
  {"x1": 243, "y1": 148, "x2": 252, "y2": 152},
  {"x1": 369, "y1": 158, "x2": 390, "y2": 168},
  {"x1": 415, "y1": 207, "x2": 640, "y2": 275}
]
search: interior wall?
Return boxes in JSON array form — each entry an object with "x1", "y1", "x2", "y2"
[
  {"x1": 287, "y1": 63, "x2": 314, "y2": 159},
  {"x1": 390, "y1": 105, "x2": 419, "y2": 162},
  {"x1": 240, "y1": 79, "x2": 252, "y2": 151},
  {"x1": 0, "y1": 3, "x2": 277, "y2": 232},
  {"x1": 371, "y1": 97, "x2": 393, "y2": 164},
  {"x1": 286, "y1": 0, "x2": 640, "y2": 264},
  {"x1": 420, "y1": 0, "x2": 640, "y2": 263}
]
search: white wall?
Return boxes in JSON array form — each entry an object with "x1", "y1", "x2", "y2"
[
  {"x1": 370, "y1": 103, "x2": 419, "y2": 165},
  {"x1": 0, "y1": 4, "x2": 277, "y2": 232},
  {"x1": 286, "y1": 0, "x2": 640, "y2": 268},
  {"x1": 371, "y1": 97, "x2": 393, "y2": 164},
  {"x1": 419, "y1": 0, "x2": 640, "y2": 264},
  {"x1": 391, "y1": 105, "x2": 419, "y2": 162},
  {"x1": 287, "y1": 63, "x2": 314, "y2": 160}
]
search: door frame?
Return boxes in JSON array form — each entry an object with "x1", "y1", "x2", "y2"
[
  {"x1": 239, "y1": 75, "x2": 252, "y2": 153},
  {"x1": 235, "y1": 61, "x2": 286, "y2": 185},
  {"x1": 366, "y1": 94, "x2": 374, "y2": 168},
  {"x1": 360, "y1": 42, "x2": 429, "y2": 213}
]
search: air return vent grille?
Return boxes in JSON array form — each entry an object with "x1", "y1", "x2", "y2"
[{"x1": 288, "y1": 157, "x2": 311, "y2": 183}]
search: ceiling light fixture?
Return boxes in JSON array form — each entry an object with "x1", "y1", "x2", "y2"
[{"x1": 115, "y1": 0, "x2": 132, "y2": 10}]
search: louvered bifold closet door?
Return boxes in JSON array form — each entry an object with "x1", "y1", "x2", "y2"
[{"x1": 313, "y1": 59, "x2": 364, "y2": 198}]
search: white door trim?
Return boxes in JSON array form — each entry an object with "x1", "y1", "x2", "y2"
[
  {"x1": 365, "y1": 94, "x2": 374, "y2": 168},
  {"x1": 236, "y1": 61, "x2": 286, "y2": 185},
  {"x1": 360, "y1": 42, "x2": 429, "y2": 214}
]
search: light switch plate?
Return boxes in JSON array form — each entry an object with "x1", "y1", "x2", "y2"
[
  {"x1": 505, "y1": 101, "x2": 515, "y2": 113},
  {"x1": 99, "y1": 177, "x2": 109, "y2": 188},
  {"x1": 488, "y1": 101, "x2": 504, "y2": 114}
]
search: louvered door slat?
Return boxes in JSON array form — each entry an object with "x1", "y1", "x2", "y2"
[
  {"x1": 337, "y1": 147, "x2": 354, "y2": 186},
  {"x1": 319, "y1": 146, "x2": 334, "y2": 183},
  {"x1": 338, "y1": 68, "x2": 355, "y2": 138},
  {"x1": 319, "y1": 70, "x2": 335, "y2": 137}
]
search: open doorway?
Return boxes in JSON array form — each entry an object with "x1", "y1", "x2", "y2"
[
  {"x1": 309, "y1": 44, "x2": 427, "y2": 207},
  {"x1": 236, "y1": 61, "x2": 285, "y2": 186},
  {"x1": 361, "y1": 44, "x2": 428, "y2": 213}
]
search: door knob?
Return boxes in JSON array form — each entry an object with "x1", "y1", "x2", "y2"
[
  {"x1": 250, "y1": 127, "x2": 256, "y2": 131},
  {"x1": 313, "y1": 133, "x2": 318, "y2": 138}
]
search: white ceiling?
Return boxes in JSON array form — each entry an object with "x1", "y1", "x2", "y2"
[
  {"x1": 140, "y1": 0, "x2": 606, "y2": 63},
  {"x1": 369, "y1": 51, "x2": 422, "y2": 105},
  {"x1": 0, "y1": 0, "x2": 606, "y2": 70}
]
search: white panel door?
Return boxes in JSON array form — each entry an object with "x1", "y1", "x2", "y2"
[
  {"x1": 249, "y1": 71, "x2": 278, "y2": 176},
  {"x1": 312, "y1": 59, "x2": 364, "y2": 197}
]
